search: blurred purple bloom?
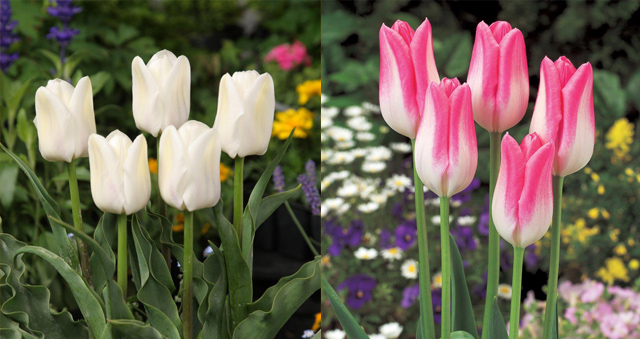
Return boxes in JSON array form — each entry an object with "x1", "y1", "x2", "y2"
[
  {"x1": 272, "y1": 165, "x2": 285, "y2": 192},
  {"x1": 451, "y1": 178, "x2": 480, "y2": 205},
  {"x1": 402, "y1": 284, "x2": 420, "y2": 308},
  {"x1": 472, "y1": 272, "x2": 488, "y2": 300},
  {"x1": 298, "y1": 174, "x2": 320, "y2": 215},
  {"x1": 0, "y1": 0, "x2": 19, "y2": 72},
  {"x1": 477, "y1": 195, "x2": 490, "y2": 236},
  {"x1": 500, "y1": 240, "x2": 513, "y2": 270},
  {"x1": 432, "y1": 288, "x2": 442, "y2": 324},
  {"x1": 394, "y1": 220, "x2": 417, "y2": 250},
  {"x1": 47, "y1": 0, "x2": 82, "y2": 23},
  {"x1": 391, "y1": 202, "x2": 404, "y2": 220},
  {"x1": 337, "y1": 274, "x2": 376, "y2": 309},
  {"x1": 305, "y1": 159, "x2": 316, "y2": 183},
  {"x1": 379, "y1": 229, "x2": 392, "y2": 249},
  {"x1": 325, "y1": 219, "x2": 363, "y2": 256},
  {"x1": 525, "y1": 243, "x2": 539, "y2": 268},
  {"x1": 451, "y1": 226, "x2": 477, "y2": 254},
  {"x1": 46, "y1": 26, "x2": 79, "y2": 46}
]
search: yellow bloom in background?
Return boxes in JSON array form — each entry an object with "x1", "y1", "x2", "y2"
[
  {"x1": 296, "y1": 79, "x2": 321, "y2": 105},
  {"x1": 173, "y1": 224, "x2": 184, "y2": 232},
  {"x1": 272, "y1": 108, "x2": 314, "y2": 139},
  {"x1": 597, "y1": 257, "x2": 629, "y2": 284},
  {"x1": 587, "y1": 208, "x2": 599, "y2": 219},
  {"x1": 602, "y1": 209, "x2": 610, "y2": 220},
  {"x1": 149, "y1": 158, "x2": 158, "y2": 175},
  {"x1": 605, "y1": 118, "x2": 634, "y2": 160},
  {"x1": 562, "y1": 218, "x2": 599, "y2": 244},
  {"x1": 173, "y1": 213, "x2": 185, "y2": 232},
  {"x1": 312, "y1": 312, "x2": 321, "y2": 332},
  {"x1": 590, "y1": 173, "x2": 600, "y2": 182},
  {"x1": 597, "y1": 184, "x2": 605, "y2": 195},
  {"x1": 630, "y1": 259, "x2": 640, "y2": 270},
  {"x1": 220, "y1": 163, "x2": 232, "y2": 182},
  {"x1": 625, "y1": 167, "x2": 635, "y2": 176},
  {"x1": 614, "y1": 244, "x2": 627, "y2": 256},
  {"x1": 584, "y1": 167, "x2": 592, "y2": 174},
  {"x1": 628, "y1": 238, "x2": 635, "y2": 247}
]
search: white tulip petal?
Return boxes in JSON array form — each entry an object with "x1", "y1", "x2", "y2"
[
  {"x1": 158, "y1": 126, "x2": 188, "y2": 210},
  {"x1": 214, "y1": 73, "x2": 245, "y2": 158},
  {"x1": 160, "y1": 55, "x2": 190, "y2": 131},
  {"x1": 34, "y1": 87, "x2": 75, "y2": 162},
  {"x1": 239, "y1": 73, "x2": 275, "y2": 157},
  {"x1": 183, "y1": 128, "x2": 220, "y2": 211},
  {"x1": 46, "y1": 79, "x2": 75, "y2": 107},
  {"x1": 132, "y1": 56, "x2": 161, "y2": 136},
  {"x1": 88, "y1": 134, "x2": 125, "y2": 214},
  {"x1": 124, "y1": 135, "x2": 151, "y2": 214},
  {"x1": 148, "y1": 49, "x2": 178, "y2": 66},
  {"x1": 69, "y1": 77, "x2": 97, "y2": 159}
]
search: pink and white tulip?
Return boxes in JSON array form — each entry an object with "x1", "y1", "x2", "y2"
[
  {"x1": 379, "y1": 19, "x2": 439, "y2": 139},
  {"x1": 415, "y1": 78, "x2": 477, "y2": 197},
  {"x1": 492, "y1": 133, "x2": 555, "y2": 248},
  {"x1": 467, "y1": 21, "x2": 529, "y2": 133},
  {"x1": 529, "y1": 56, "x2": 595, "y2": 177}
]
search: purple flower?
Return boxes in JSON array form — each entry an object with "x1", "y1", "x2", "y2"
[
  {"x1": 472, "y1": 272, "x2": 488, "y2": 300},
  {"x1": 477, "y1": 195, "x2": 490, "y2": 236},
  {"x1": 500, "y1": 240, "x2": 512, "y2": 270},
  {"x1": 0, "y1": 0, "x2": 19, "y2": 72},
  {"x1": 47, "y1": 0, "x2": 82, "y2": 23},
  {"x1": 402, "y1": 284, "x2": 420, "y2": 308},
  {"x1": 305, "y1": 159, "x2": 316, "y2": 183},
  {"x1": 46, "y1": 0, "x2": 82, "y2": 63},
  {"x1": 394, "y1": 220, "x2": 417, "y2": 250},
  {"x1": 451, "y1": 178, "x2": 480, "y2": 205},
  {"x1": 451, "y1": 226, "x2": 477, "y2": 254},
  {"x1": 325, "y1": 219, "x2": 363, "y2": 256},
  {"x1": 391, "y1": 202, "x2": 404, "y2": 220},
  {"x1": 525, "y1": 243, "x2": 539, "y2": 269},
  {"x1": 379, "y1": 229, "x2": 392, "y2": 249},
  {"x1": 298, "y1": 174, "x2": 320, "y2": 215},
  {"x1": 337, "y1": 274, "x2": 376, "y2": 309},
  {"x1": 46, "y1": 26, "x2": 79, "y2": 46},
  {"x1": 432, "y1": 288, "x2": 442, "y2": 324},
  {"x1": 272, "y1": 165, "x2": 285, "y2": 192}
]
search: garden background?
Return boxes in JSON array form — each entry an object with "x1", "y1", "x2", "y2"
[
  {"x1": 1, "y1": 0, "x2": 321, "y2": 338},
  {"x1": 320, "y1": 1, "x2": 640, "y2": 337}
]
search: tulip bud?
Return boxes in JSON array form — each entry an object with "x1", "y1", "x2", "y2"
[
  {"x1": 88, "y1": 131, "x2": 151, "y2": 215},
  {"x1": 468, "y1": 21, "x2": 529, "y2": 133},
  {"x1": 529, "y1": 56, "x2": 595, "y2": 177},
  {"x1": 379, "y1": 19, "x2": 439, "y2": 139},
  {"x1": 492, "y1": 133, "x2": 555, "y2": 248},
  {"x1": 415, "y1": 78, "x2": 477, "y2": 197},
  {"x1": 159, "y1": 121, "x2": 221, "y2": 211},
  {"x1": 213, "y1": 70, "x2": 275, "y2": 158},
  {"x1": 34, "y1": 77, "x2": 96, "y2": 162},
  {"x1": 132, "y1": 49, "x2": 191, "y2": 137}
]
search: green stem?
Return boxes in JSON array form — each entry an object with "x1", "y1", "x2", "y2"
[
  {"x1": 482, "y1": 131, "x2": 501, "y2": 338},
  {"x1": 440, "y1": 196, "x2": 451, "y2": 339},
  {"x1": 543, "y1": 175, "x2": 564, "y2": 339},
  {"x1": 411, "y1": 139, "x2": 436, "y2": 339},
  {"x1": 183, "y1": 210, "x2": 194, "y2": 339},
  {"x1": 117, "y1": 214, "x2": 128, "y2": 296},
  {"x1": 284, "y1": 201, "x2": 319, "y2": 256},
  {"x1": 157, "y1": 135, "x2": 171, "y2": 268},
  {"x1": 509, "y1": 246, "x2": 525, "y2": 339},
  {"x1": 233, "y1": 157, "x2": 244, "y2": 243},
  {"x1": 68, "y1": 160, "x2": 92, "y2": 286}
]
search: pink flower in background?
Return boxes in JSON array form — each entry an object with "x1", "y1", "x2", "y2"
[
  {"x1": 264, "y1": 40, "x2": 311, "y2": 71},
  {"x1": 600, "y1": 314, "x2": 629, "y2": 339},
  {"x1": 581, "y1": 280, "x2": 604, "y2": 303}
]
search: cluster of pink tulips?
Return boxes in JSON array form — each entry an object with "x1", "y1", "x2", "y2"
[{"x1": 378, "y1": 18, "x2": 595, "y2": 339}]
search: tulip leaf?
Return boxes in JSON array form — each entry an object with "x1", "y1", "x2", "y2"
[
  {"x1": 486, "y1": 298, "x2": 508, "y2": 339},
  {"x1": 312, "y1": 330, "x2": 321, "y2": 339},
  {"x1": 551, "y1": 297, "x2": 559, "y2": 339},
  {"x1": 450, "y1": 331, "x2": 475, "y2": 339},
  {"x1": 213, "y1": 202, "x2": 252, "y2": 330},
  {"x1": 255, "y1": 185, "x2": 302, "y2": 227},
  {"x1": 450, "y1": 234, "x2": 479, "y2": 338},
  {"x1": 198, "y1": 242, "x2": 230, "y2": 339},
  {"x1": 39, "y1": 49, "x2": 62, "y2": 75},
  {"x1": 0, "y1": 163, "x2": 19, "y2": 208},
  {"x1": 593, "y1": 70, "x2": 626, "y2": 120},
  {"x1": 4, "y1": 78, "x2": 33, "y2": 119},
  {"x1": 233, "y1": 256, "x2": 320, "y2": 339},
  {"x1": 1, "y1": 234, "x2": 89, "y2": 339},
  {"x1": 15, "y1": 244, "x2": 106, "y2": 338},
  {"x1": 321, "y1": 276, "x2": 369, "y2": 339},
  {"x1": 16, "y1": 109, "x2": 37, "y2": 149},
  {"x1": 1, "y1": 143, "x2": 79, "y2": 273},
  {"x1": 435, "y1": 33, "x2": 472, "y2": 78},
  {"x1": 106, "y1": 319, "x2": 165, "y2": 339}
]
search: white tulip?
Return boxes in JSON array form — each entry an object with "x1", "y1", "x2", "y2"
[
  {"x1": 132, "y1": 49, "x2": 190, "y2": 137},
  {"x1": 34, "y1": 77, "x2": 96, "y2": 162},
  {"x1": 88, "y1": 131, "x2": 151, "y2": 215},
  {"x1": 213, "y1": 70, "x2": 275, "y2": 158},
  {"x1": 158, "y1": 121, "x2": 221, "y2": 211}
]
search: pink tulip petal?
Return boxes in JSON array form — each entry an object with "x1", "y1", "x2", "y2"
[
  {"x1": 489, "y1": 21, "x2": 512, "y2": 43},
  {"x1": 554, "y1": 56, "x2": 577, "y2": 87},
  {"x1": 468, "y1": 21, "x2": 499, "y2": 131},
  {"x1": 519, "y1": 133, "x2": 543, "y2": 160},
  {"x1": 495, "y1": 29, "x2": 529, "y2": 132},
  {"x1": 445, "y1": 83, "x2": 477, "y2": 196},
  {"x1": 492, "y1": 133, "x2": 524, "y2": 243},
  {"x1": 411, "y1": 18, "x2": 440, "y2": 113},
  {"x1": 391, "y1": 20, "x2": 415, "y2": 45},
  {"x1": 530, "y1": 57, "x2": 562, "y2": 146}
]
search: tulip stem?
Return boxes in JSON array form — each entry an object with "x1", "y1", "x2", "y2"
[
  {"x1": 284, "y1": 201, "x2": 319, "y2": 256},
  {"x1": 411, "y1": 139, "x2": 436, "y2": 339},
  {"x1": 183, "y1": 210, "x2": 194, "y2": 339},
  {"x1": 481, "y1": 131, "x2": 501, "y2": 339},
  {"x1": 157, "y1": 135, "x2": 171, "y2": 268},
  {"x1": 543, "y1": 175, "x2": 564, "y2": 339},
  {"x1": 509, "y1": 246, "x2": 524, "y2": 339},
  {"x1": 233, "y1": 157, "x2": 244, "y2": 243},
  {"x1": 117, "y1": 213, "x2": 127, "y2": 296},
  {"x1": 68, "y1": 160, "x2": 92, "y2": 286},
  {"x1": 440, "y1": 196, "x2": 451, "y2": 339}
]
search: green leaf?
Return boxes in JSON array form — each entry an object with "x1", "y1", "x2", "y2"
[
  {"x1": 198, "y1": 242, "x2": 229, "y2": 339},
  {"x1": 593, "y1": 70, "x2": 627, "y2": 120},
  {"x1": 106, "y1": 319, "x2": 165, "y2": 339},
  {"x1": 435, "y1": 33, "x2": 472, "y2": 78},
  {"x1": 321, "y1": 10, "x2": 362, "y2": 45},
  {"x1": 63, "y1": 50, "x2": 92, "y2": 79},
  {"x1": 321, "y1": 277, "x2": 368, "y2": 339},
  {"x1": 5, "y1": 79, "x2": 33, "y2": 119},
  {"x1": 0, "y1": 143, "x2": 78, "y2": 270},
  {"x1": 16, "y1": 245, "x2": 106, "y2": 338},
  {"x1": 16, "y1": 109, "x2": 37, "y2": 147},
  {"x1": 450, "y1": 332, "x2": 475, "y2": 339},
  {"x1": 39, "y1": 49, "x2": 62, "y2": 75},
  {"x1": 90, "y1": 71, "x2": 112, "y2": 96},
  {"x1": 450, "y1": 235, "x2": 479, "y2": 338},
  {"x1": 486, "y1": 298, "x2": 508, "y2": 339},
  {"x1": 233, "y1": 256, "x2": 320, "y2": 339},
  {"x1": 255, "y1": 185, "x2": 301, "y2": 228},
  {"x1": 0, "y1": 164, "x2": 19, "y2": 208}
]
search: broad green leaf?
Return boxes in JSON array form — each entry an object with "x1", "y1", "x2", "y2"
[
  {"x1": 213, "y1": 202, "x2": 252, "y2": 330},
  {"x1": 593, "y1": 70, "x2": 626, "y2": 120},
  {"x1": 312, "y1": 330, "x2": 321, "y2": 339},
  {"x1": 198, "y1": 242, "x2": 229, "y2": 339},
  {"x1": 627, "y1": 71, "x2": 640, "y2": 110},
  {"x1": 39, "y1": 49, "x2": 62, "y2": 75},
  {"x1": 321, "y1": 276, "x2": 369, "y2": 339},
  {"x1": 91, "y1": 71, "x2": 112, "y2": 96},
  {"x1": 16, "y1": 109, "x2": 37, "y2": 147},
  {"x1": 1, "y1": 143, "x2": 78, "y2": 270},
  {"x1": 1, "y1": 234, "x2": 88, "y2": 339},
  {"x1": 450, "y1": 331, "x2": 475, "y2": 339},
  {"x1": 63, "y1": 50, "x2": 92, "y2": 79},
  {"x1": 5, "y1": 79, "x2": 33, "y2": 120},
  {"x1": 255, "y1": 185, "x2": 301, "y2": 227},
  {"x1": 0, "y1": 164, "x2": 19, "y2": 208},
  {"x1": 435, "y1": 33, "x2": 472, "y2": 78},
  {"x1": 233, "y1": 257, "x2": 320, "y2": 339},
  {"x1": 107, "y1": 319, "x2": 165, "y2": 339},
  {"x1": 321, "y1": 10, "x2": 362, "y2": 45},
  {"x1": 16, "y1": 245, "x2": 106, "y2": 338},
  {"x1": 450, "y1": 235, "x2": 479, "y2": 338},
  {"x1": 486, "y1": 298, "x2": 508, "y2": 339}
]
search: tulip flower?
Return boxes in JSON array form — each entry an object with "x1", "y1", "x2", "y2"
[
  {"x1": 34, "y1": 77, "x2": 96, "y2": 162},
  {"x1": 213, "y1": 70, "x2": 275, "y2": 159},
  {"x1": 492, "y1": 133, "x2": 555, "y2": 248},
  {"x1": 467, "y1": 21, "x2": 529, "y2": 133},
  {"x1": 415, "y1": 78, "x2": 478, "y2": 198},
  {"x1": 132, "y1": 49, "x2": 191, "y2": 137},
  {"x1": 88, "y1": 131, "x2": 151, "y2": 215},
  {"x1": 158, "y1": 121, "x2": 221, "y2": 211},
  {"x1": 379, "y1": 19, "x2": 439, "y2": 139},
  {"x1": 529, "y1": 56, "x2": 595, "y2": 177}
]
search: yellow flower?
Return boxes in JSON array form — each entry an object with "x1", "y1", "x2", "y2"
[
  {"x1": 590, "y1": 173, "x2": 600, "y2": 182},
  {"x1": 602, "y1": 209, "x2": 610, "y2": 220},
  {"x1": 173, "y1": 224, "x2": 184, "y2": 232},
  {"x1": 321, "y1": 255, "x2": 331, "y2": 266},
  {"x1": 312, "y1": 312, "x2": 321, "y2": 332},
  {"x1": 296, "y1": 80, "x2": 321, "y2": 105},
  {"x1": 587, "y1": 208, "x2": 599, "y2": 219},
  {"x1": 220, "y1": 163, "x2": 232, "y2": 182},
  {"x1": 584, "y1": 167, "x2": 592, "y2": 174},
  {"x1": 628, "y1": 238, "x2": 635, "y2": 247},
  {"x1": 597, "y1": 257, "x2": 629, "y2": 284},
  {"x1": 597, "y1": 185, "x2": 605, "y2": 195},
  {"x1": 149, "y1": 158, "x2": 158, "y2": 175},
  {"x1": 176, "y1": 213, "x2": 184, "y2": 223},
  {"x1": 629, "y1": 259, "x2": 640, "y2": 270},
  {"x1": 272, "y1": 108, "x2": 314, "y2": 140},
  {"x1": 605, "y1": 118, "x2": 634, "y2": 159},
  {"x1": 625, "y1": 167, "x2": 635, "y2": 176},
  {"x1": 614, "y1": 244, "x2": 627, "y2": 256}
]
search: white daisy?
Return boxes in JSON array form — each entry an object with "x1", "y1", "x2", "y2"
[
  {"x1": 379, "y1": 322, "x2": 403, "y2": 339},
  {"x1": 387, "y1": 174, "x2": 412, "y2": 192},
  {"x1": 337, "y1": 183, "x2": 358, "y2": 198},
  {"x1": 432, "y1": 272, "x2": 443, "y2": 288},
  {"x1": 321, "y1": 106, "x2": 339, "y2": 118},
  {"x1": 457, "y1": 215, "x2": 477, "y2": 226},
  {"x1": 390, "y1": 142, "x2": 412, "y2": 153},
  {"x1": 401, "y1": 259, "x2": 418, "y2": 279},
  {"x1": 324, "y1": 329, "x2": 346, "y2": 339},
  {"x1": 362, "y1": 161, "x2": 386, "y2": 173},
  {"x1": 381, "y1": 247, "x2": 403, "y2": 261},
  {"x1": 344, "y1": 105, "x2": 365, "y2": 117},
  {"x1": 362, "y1": 101, "x2": 380, "y2": 113},
  {"x1": 358, "y1": 202, "x2": 380, "y2": 213},
  {"x1": 498, "y1": 284, "x2": 512, "y2": 299},
  {"x1": 323, "y1": 198, "x2": 344, "y2": 210},
  {"x1": 321, "y1": 116, "x2": 333, "y2": 129},
  {"x1": 356, "y1": 132, "x2": 375, "y2": 141},
  {"x1": 354, "y1": 247, "x2": 378, "y2": 260}
]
